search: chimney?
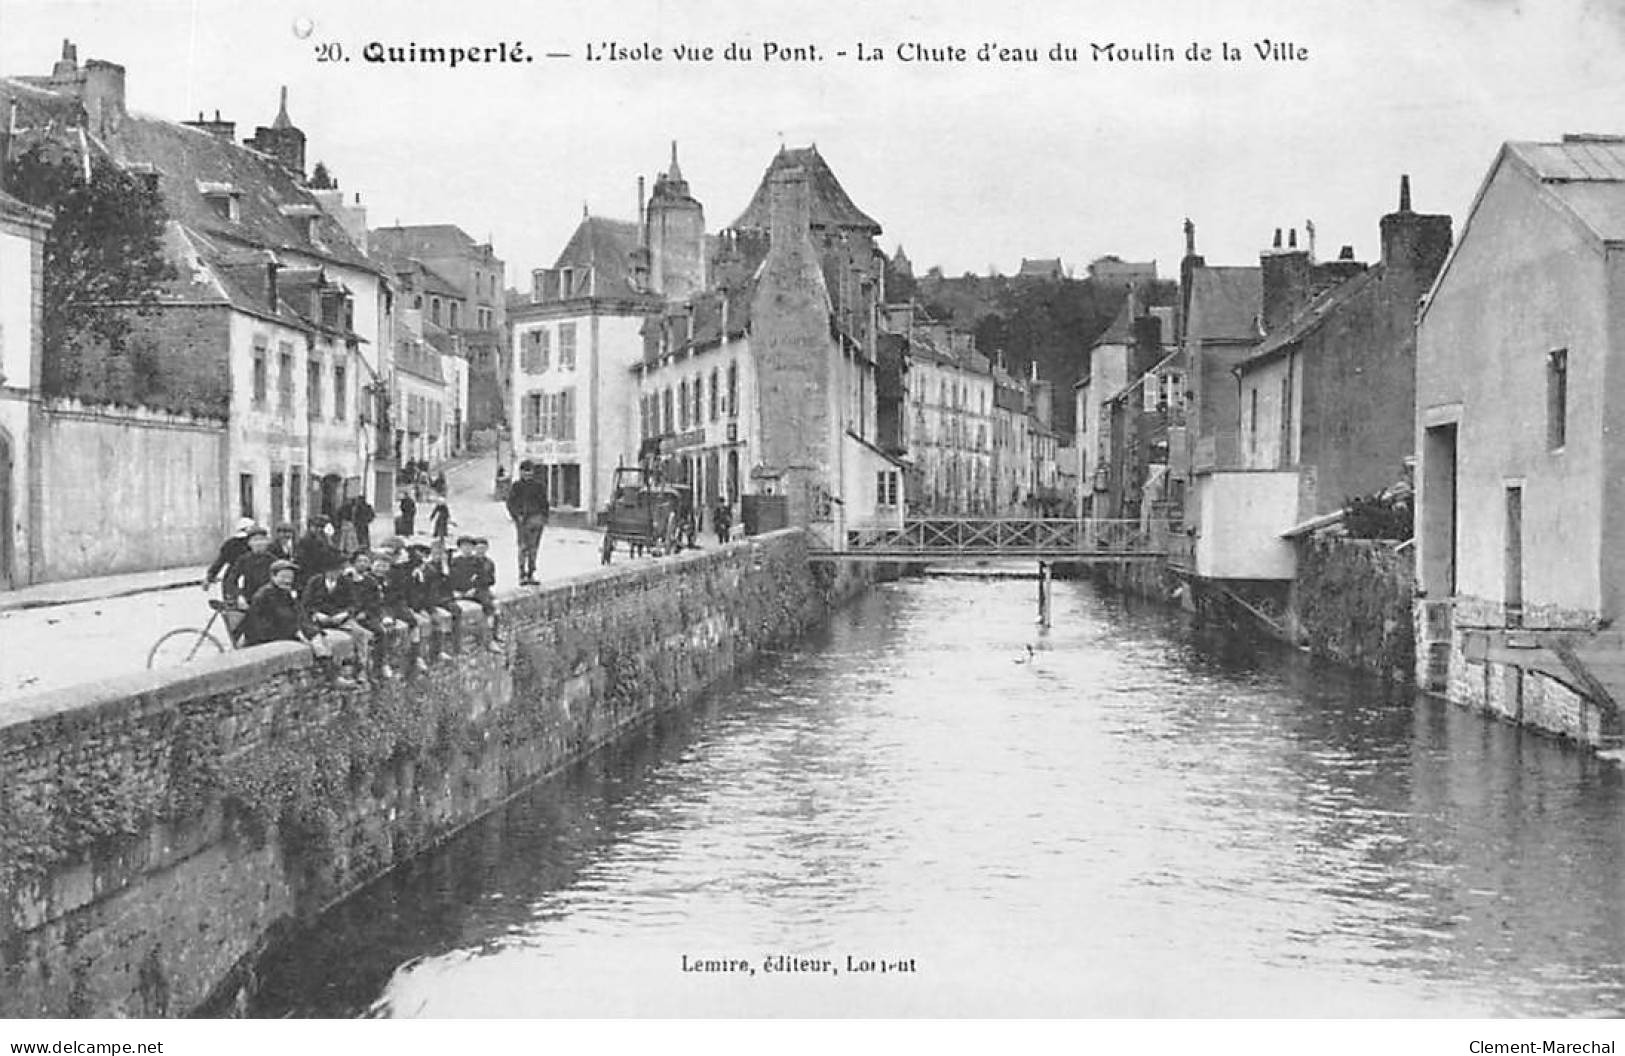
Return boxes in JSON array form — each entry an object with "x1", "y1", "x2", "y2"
[
  {"x1": 80, "y1": 58, "x2": 127, "y2": 138},
  {"x1": 1305, "y1": 220, "x2": 1317, "y2": 261},
  {"x1": 52, "y1": 39, "x2": 79, "y2": 78},
  {"x1": 1287, "y1": 228, "x2": 1298, "y2": 250},
  {"x1": 767, "y1": 165, "x2": 812, "y2": 255},
  {"x1": 246, "y1": 87, "x2": 306, "y2": 181},
  {"x1": 1261, "y1": 226, "x2": 1312, "y2": 332},
  {"x1": 266, "y1": 260, "x2": 281, "y2": 310},
  {"x1": 183, "y1": 109, "x2": 236, "y2": 141},
  {"x1": 1179, "y1": 218, "x2": 1205, "y2": 344},
  {"x1": 1380, "y1": 174, "x2": 1453, "y2": 292}
]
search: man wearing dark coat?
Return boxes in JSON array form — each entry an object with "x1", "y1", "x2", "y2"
[{"x1": 505, "y1": 461, "x2": 550, "y2": 585}]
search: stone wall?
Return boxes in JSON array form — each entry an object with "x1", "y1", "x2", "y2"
[
  {"x1": 0, "y1": 530, "x2": 866, "y2": 1017},
  {"x1": 1439, "y1": 593, "x2": 1612, "y2": 747},
  {"x1": 1288, "y1": 536, "x2": 1414, "y2": 681},
  {"x1": 33, "y1": 397, "x2": 227, "y2": 581}
]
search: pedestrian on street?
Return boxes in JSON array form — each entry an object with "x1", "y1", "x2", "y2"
[
  {"x1": 350, "y1": 493, "x2": 376, "y2": 551},
  {"x1": 204, "y1": 517, "x2": 256, "y2": 594},
  {"x1": 397, "y1": 493, "x2": 418, "y2": 536},
  {"x1": 432, "y1": 471, "x2": 447, "y2": 495},
  {"x1": 430, "y1": 495, "x2": 453, "y2": 540},
  {"x1": 505, "y1": 460, "x2": 550, "y2": 586},
  {"x1": 240, "y1": 560, "x2": 315, "y2": 647},
  {"x1": 714, "y1": 500, "x2": 732, "y2": 545},
  {"x1": 296, "y1": 517, "x2": 341, "y2": 577}
]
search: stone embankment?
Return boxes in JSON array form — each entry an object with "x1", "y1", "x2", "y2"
[{"x1": 0, "y1": 530, "x2": 869, "y2": 1017}]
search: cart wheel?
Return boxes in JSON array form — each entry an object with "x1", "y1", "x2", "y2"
[{"x1": 147, "y1": 627, "x2": 226, "y2": 669}]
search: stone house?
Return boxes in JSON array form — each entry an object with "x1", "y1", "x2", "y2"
[
  {"x1": 369, "y1": 224, "x2": 507, "y2": 436},
  {"x1": 883, "y1": 306, "x2": 994, "y2": 515},
  {"x1": 635, "y1": 147, "x2": 905, "y2": 543},
  {"x1": 510, "y1": 145, "x2": 712, "y2": 518},
  {"x1": 2, "y1": 45, "x2": 389, "y2": 579},
  {"x1": 1415, "y1": 134, "x2": 1625, "y2": 748},
  {"x1": 1236, "y1": 178, "x2": 1449, "y2": 524}
]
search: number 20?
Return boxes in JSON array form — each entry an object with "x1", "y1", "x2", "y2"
[{"x1": 314, "y1": 42, "x2": 344, "y2": 62}]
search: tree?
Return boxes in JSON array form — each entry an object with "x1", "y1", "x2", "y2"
[
  {"x1": 309, "y1": 160, "x2": 335, "y2": 190},
  {"x1": 5, "y1": 142, "x2": 173, "y2": 399}
]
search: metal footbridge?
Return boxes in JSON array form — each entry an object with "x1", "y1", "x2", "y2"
[{"x1": 807, "y1": 517, "x2": 1175, "y2": 563}]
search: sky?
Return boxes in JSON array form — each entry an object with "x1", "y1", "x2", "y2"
[{"x1": 4, "y1": 0, "x2": 1624, "y2": 283}]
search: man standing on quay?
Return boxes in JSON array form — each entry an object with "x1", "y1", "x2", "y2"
[{"x1": 505, "y1": 460, "x2": 550, "y2": 586}]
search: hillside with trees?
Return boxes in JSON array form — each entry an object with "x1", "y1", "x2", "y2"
[{"x1": 910, "y1": 266, "x2": 1178, "y2": 436}]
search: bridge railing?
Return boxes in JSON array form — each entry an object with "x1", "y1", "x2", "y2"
[{"x1": 820, "y1": 518, "x2": 1175, "y2": 557}]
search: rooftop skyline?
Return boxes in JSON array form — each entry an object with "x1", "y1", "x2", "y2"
[{"x1": 4, "y1": 0, "x2": 1622, "y2": 283}]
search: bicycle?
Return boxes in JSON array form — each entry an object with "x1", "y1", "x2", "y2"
[{"x1": 146, "y1": 599, "x2": 243, "y2": 669}]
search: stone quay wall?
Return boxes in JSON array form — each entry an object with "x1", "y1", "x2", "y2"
[
  {"x1": 1086, "y1": 537, "x2": 1415, "y2": 685},
  {"x1": 1436, "y1": 594, "x2": 1612, "y2": 747},
  {"x1": 0, "y1": 530, "x2": 869, "y2": 1017},
  {"x1": 1287, "y1": 536, "x2": 1415, "y2": 682}
]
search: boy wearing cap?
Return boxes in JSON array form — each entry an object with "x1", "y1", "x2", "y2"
[
  {"x1": 240, "y1": 560, "x2": 314, "y2": 646},
  {"x1": 301, "y1": 561, "x2": 354, "y2": 633},
  {"x1": 449, "y1": 535, "x2": 504, "y2": 650},
  {"x1": 222, "y1": 527, "x2": 277, "y2": 613},
  {"x1": 204, "y1": 517, "x2": 257, "y2": 593}
]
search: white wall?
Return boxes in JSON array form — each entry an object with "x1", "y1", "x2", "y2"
[{"x1": 1194, "y1": 470, "x2": 1299, "y2": 579}]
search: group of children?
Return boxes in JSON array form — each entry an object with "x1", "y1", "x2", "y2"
[{"x1": 221, "y1": 527, "x2": 505, "y2": 679}]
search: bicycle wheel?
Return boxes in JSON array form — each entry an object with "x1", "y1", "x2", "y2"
[{"x1": 147, "y1": 627, "x2": 226, "y2": 669}]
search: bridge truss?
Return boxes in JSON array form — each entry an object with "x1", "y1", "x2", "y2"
[{"x1": 807, "y1": 518, "x2": 1177, "y2": 563}]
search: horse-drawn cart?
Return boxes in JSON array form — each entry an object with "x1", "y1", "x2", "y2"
[{"x1": 600, "y1": 466, "x2": 682, "y2": 563}]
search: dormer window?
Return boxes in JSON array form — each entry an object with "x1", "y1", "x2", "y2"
[
  {"x1": 198, "y1": 181, "x2": 241, "y2": 222},
  {"x1": 278, "y1": 203, "x2": 322, "y2": 243}
]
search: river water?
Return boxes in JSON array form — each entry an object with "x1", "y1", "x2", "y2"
[{"x1": 249, "y1": 575, "x2": 1625, "y2": 1018}]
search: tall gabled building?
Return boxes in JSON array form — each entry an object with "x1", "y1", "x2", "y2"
[{"x1": 1416, "y1": 135, "x2": 1625, "y2": 747}]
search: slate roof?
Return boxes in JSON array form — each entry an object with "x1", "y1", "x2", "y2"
[
  {"x1": 368, "y1": 224, "x2": 480, "y2": 260},
  {"x1": 108, "y1": 114, "x2": 377, "y2": 274},
  {"x1": 551, "y1": 216, "x2": 645, "y2": 299},
  {"x1": 1184, "y1": 266, "x2": 1262, "y2": 343},
  {"x1": 1240, "y1": 267, "x2": 1379, "y2": 372},
  {"x1": 731, "y1": 146, "x2": 881, "y2": 235},
  {"x1": 638, "y1": 283, "x2": 755, "y2": 367},
  {"x1": 1092, "y1": 300, "x2": 1135, "y2": 348},
  {"x1": 1503, "y1": 137, "x2": 1625, "y2": 243}
]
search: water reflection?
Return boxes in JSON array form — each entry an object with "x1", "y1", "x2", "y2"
[{"x1": 250, "y1": 577, "x2": 1625, "y2": 1017}]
